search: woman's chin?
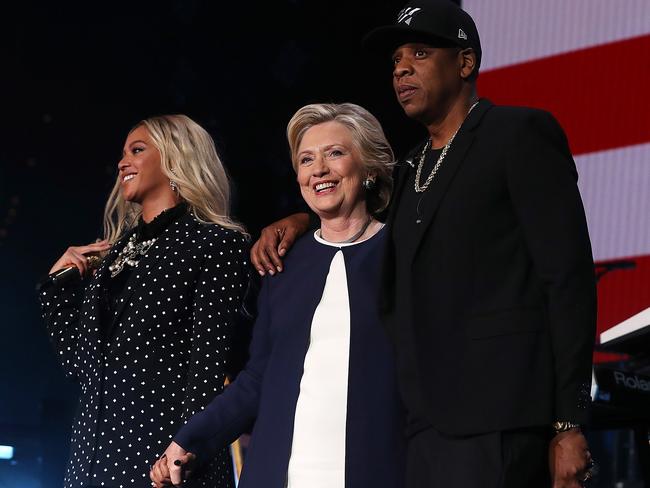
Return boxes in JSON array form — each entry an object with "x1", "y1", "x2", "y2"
[
  {"x1": 311, "y1": 207, "x2": 347, "y2": 222},
  {"x1": 122, "y1": 193, "x2": 141, "y2": 205},
  {"x1": 304, "y1": 202, "x2": 324, "y2": 219},
  {"x1": 303, "y1": 198, "x2": 330, "y2": 214}
]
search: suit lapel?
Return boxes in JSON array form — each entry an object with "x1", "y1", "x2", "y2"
[
  {"x1": 105, "y1": 212, "x2": 198, "y2": 340},
  {"x1": 73, "y1": 231, "x2": 133, "y2": 349},
  {"x1": 93, "y1": 231, "x2": 133, "y2": 290},
  {"x1": 413, "y1": 130, "x2": 475, "y2": 234},
  {"x1": 387, "y1": 160, "x2": 413, "y2": 226},
  {"x1": 380, "y1": 148, "x2": 425, "y2": 315},
  {"x1": 410, "y1": 100, "x2": 492, "y2": 260}
]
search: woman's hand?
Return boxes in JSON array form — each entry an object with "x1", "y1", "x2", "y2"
[
  {"x1": 251, "y1": 213, "x2": 310, "y2": 276},
  {"x1": 49, "y1": 240, "x2": 111, "y2": 277},
  {"x1": 150, "y1": 441, "x2": 196, "y2": 487}
]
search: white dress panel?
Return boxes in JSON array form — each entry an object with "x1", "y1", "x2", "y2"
[{"x1": 287, "y1": 249, "x2": 350, "y2": 488}]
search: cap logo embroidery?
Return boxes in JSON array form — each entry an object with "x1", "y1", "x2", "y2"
[
  {"x1": 458, "y1": 28, "x2": 467, "y2": 40},
  {"x1": 397, "y1": 7, "x2": 422, "y2": 25}
]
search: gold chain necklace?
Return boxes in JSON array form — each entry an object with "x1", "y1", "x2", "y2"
[{"x1": 414, "y1": 101, "x2": 479, "y2": 193}]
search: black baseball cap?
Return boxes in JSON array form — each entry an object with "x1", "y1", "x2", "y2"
[{"x1": 362, "y1": 0, "x2": 482, "y2": 68}]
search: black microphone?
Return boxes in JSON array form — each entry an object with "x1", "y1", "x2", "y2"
[
  {"x1": 595, "y1": 259, "x2": 636, "y2": 281},
  {"x1": 36, "y1": 255, "x2": 102, "y2": 291},
  {"x1": 596, "y1": 259, "x2": 636, "y2": 270}
]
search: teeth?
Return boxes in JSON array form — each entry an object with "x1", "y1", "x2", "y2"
[
  {"x1": 315, "y1": 182, "x2": 336, "y2": 192},
  {"x1": 123, "y1": 174, "x2": 136, "y2": 182}
]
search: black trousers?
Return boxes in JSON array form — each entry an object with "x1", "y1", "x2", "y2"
[{"x1": 406, "y1": 427, "x2": 552, "y2": 488}]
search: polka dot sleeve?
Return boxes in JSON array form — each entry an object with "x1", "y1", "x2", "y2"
[
  {"x1": 38, "y1": 278, "x2": 84, "y2": 381},
  {"x1": 181, "y1": 229, "x2": 250, "y2": 422}
]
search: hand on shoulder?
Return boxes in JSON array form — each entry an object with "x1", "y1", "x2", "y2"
[{"x1": 251, "y1": 213, "x2": 310, "y2": 276}]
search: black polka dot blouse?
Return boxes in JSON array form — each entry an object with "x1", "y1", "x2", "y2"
[{"x1": 39, "y1": 211, "x2": 249, "y2": 488}]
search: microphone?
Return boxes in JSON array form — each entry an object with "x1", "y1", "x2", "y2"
[
  {"x1": 595, "y1": 259, "x2": 636, "y2": 281},
  {"x1": 596, "y1": 260, "x2": 636, "y2": 270},
  {"x1": 37, "y1": 255, "x2": 102, "y2": 291}
]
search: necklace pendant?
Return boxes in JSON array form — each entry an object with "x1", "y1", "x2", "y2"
[
  {"x1": 416, "y1": 219, "x2": 422, "y2": 224},
  {"x1": 109, "y1": 234, "x2": 157, "y2": 278}
]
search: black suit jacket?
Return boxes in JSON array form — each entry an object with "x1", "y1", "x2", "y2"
[{"x1": 381, "y1": 99, "x2": 596, "y2": 436}]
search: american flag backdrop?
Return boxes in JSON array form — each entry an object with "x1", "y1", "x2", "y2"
[{"x1": 462, "y1": 0, "x2": 650, "y2": 359}]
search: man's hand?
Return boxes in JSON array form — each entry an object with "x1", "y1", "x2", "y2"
[
  {"x1": 251, "y1": 213, "x2": 310, "y2": 276},
  {"x1": 549, "y1": 428, "x2": 593, "y2": 487}
]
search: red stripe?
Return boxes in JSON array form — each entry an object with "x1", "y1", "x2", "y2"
[
  {"x1": 477, "y1": 34, "x2": 650, "y2": 156},
  {"x1": 594, "y1": 253, "x2": 650, "y2": 363}
]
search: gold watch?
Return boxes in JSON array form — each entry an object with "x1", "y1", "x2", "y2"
[{"x1": 552, "y1": 421, "x2": 581, "y2": 434}]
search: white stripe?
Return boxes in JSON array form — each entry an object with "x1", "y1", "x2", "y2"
[
  {"x1": 575, "y1": 142, "x2": 650, "y2": 261},
  {"x1": 600, "y1": 306, "x2": 650, "y2": 344},
  {"x1": 462, "y1": 0, "x2": 650, "y2": 71}
]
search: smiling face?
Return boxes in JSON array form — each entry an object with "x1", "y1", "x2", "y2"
[
  {"x1": 118, "y1": 125, "x2": 171, "y2": 204},
  {"x1": 296, "y1": 121, "x2": 368, "y2": 220},
  {"x1": 392, "y1": 42, "x2": 464, "y2": 124}
]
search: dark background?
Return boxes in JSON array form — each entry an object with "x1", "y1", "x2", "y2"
[
  {"x1": 0, "y1": 1, "x2": 643, "y2": 487},
  {"x1": 0, "y1": 1, "x2": 429, "y2": 486}
]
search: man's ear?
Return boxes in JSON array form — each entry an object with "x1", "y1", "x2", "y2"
[{"x1": 459, "y1": 48, "x2": 477, "y2": 80}]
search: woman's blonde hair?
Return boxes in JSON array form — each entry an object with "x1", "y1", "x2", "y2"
[
  {"x1": 103, "y1": 114, "x2": 246, "y2": 243},
  {"x1": 287, "y1": 103, "x2": 395, "y2": 215}
]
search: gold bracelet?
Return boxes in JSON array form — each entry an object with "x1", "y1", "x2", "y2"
[{"x1": 552, "y1": 421, "x2": 581, "y2": 434}]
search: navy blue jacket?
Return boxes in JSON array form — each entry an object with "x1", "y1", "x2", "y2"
[{"x1": 175, "y1": 229, "x2": 405, "y2": 488}]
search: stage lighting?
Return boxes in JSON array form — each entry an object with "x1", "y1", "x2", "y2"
[{"x1": 0, "y1": 445, "x2": 14, "y2": 460}]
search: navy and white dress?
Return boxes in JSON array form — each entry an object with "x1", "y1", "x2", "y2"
[{"x1": 175, "y1": 226, "x2": 405, "y2": 488}]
